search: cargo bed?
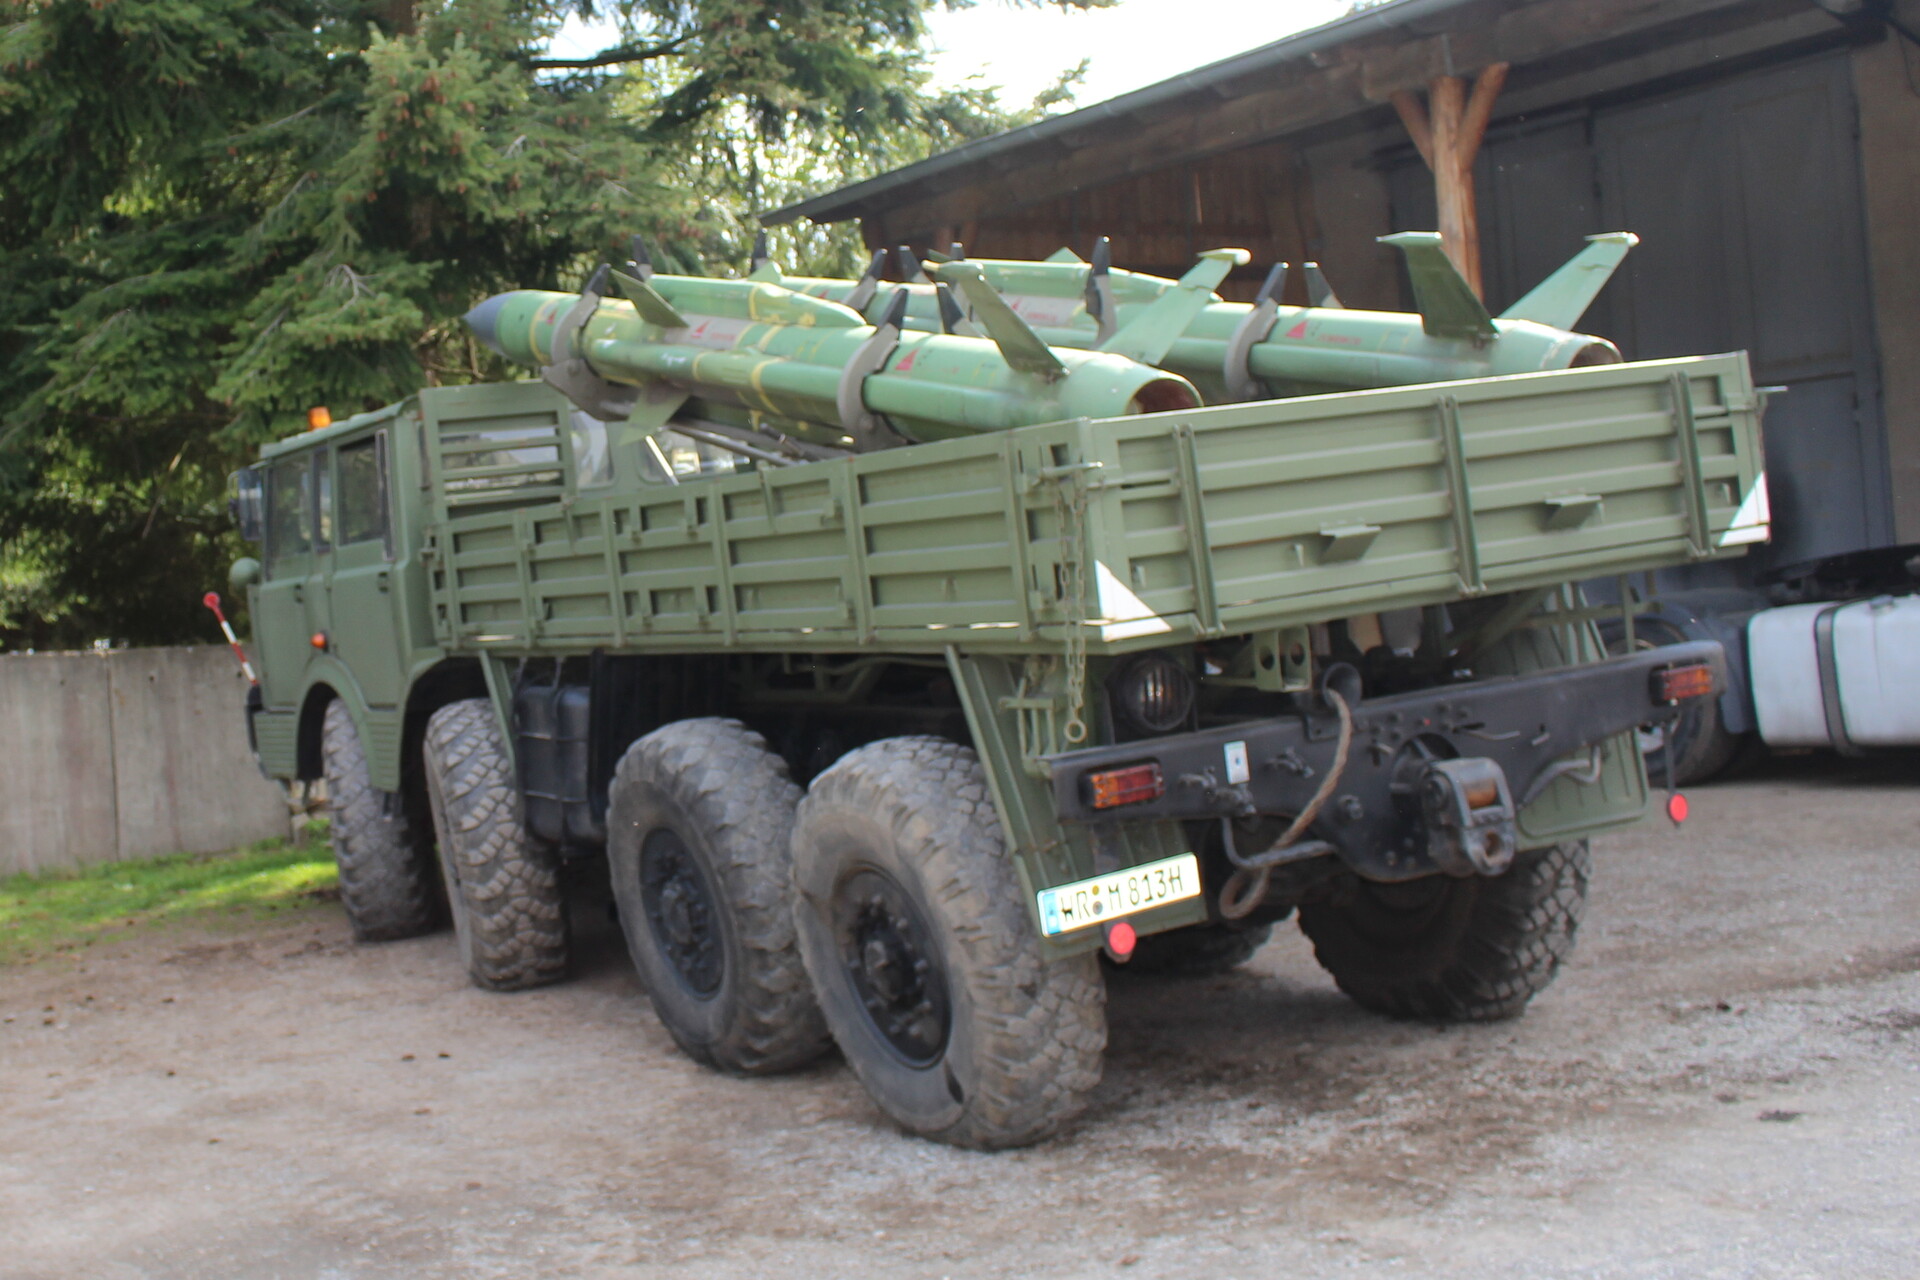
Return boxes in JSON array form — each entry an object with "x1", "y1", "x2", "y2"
[{"x1": 426, "y1": 353, "x2": 1766, "y2": 654}]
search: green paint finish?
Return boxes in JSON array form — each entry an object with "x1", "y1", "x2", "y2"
[
  {"x1": 416, "y1": 354, "x2": 1761, "y2": 656},
  {"x1": 237, "y1": 324, "x2": 1766, "y2": 947}
]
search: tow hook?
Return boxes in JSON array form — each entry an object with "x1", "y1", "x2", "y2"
[{"x1": 1422, "y1": 758, "x2": 1519, "y2": 876}]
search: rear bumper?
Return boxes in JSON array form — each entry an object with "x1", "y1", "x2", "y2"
[{"x1": 1045, "y1": 642, "x2": 1725, "y2": 881}]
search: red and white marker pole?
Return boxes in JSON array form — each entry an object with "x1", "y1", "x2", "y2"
[{"x1": 201, "y1": 592, "x2": 258, "y2": 685}]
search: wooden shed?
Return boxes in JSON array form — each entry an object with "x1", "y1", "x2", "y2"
[{"x1": 765, "y1": 0, "x2": 1920, "y2": 573}]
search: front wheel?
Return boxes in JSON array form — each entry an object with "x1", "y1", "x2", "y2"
[
  {"x1": 422, "y1": 699, "x2": 568, "y2": 991},
  {"x1": 791, "y1": 737, "x2": 1107, "y2": 1149},
  {"x1": 1296, "y1": 841, "x2": 1590, "y2": 1022},
  {"x1": 321, "y1": 699, "x2": 443, "y2": 942}
]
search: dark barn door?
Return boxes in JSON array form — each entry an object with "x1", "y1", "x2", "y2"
[{"x1": 1391, "y1": 51, "x2": 1892, "y2": 573}]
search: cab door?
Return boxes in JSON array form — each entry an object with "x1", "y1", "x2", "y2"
[
  {"x1": 304, "y1": 450, "x2": 334, "y2": 689},
  {"x1": 256, "y1": 453, "x2": 316, "y2": 709},
  {"x1": 325, "y1": 431, "x2": 405, "y2": 707}
]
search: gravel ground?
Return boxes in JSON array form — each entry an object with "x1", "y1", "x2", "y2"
[{"x1": 4, "y1": 753, "x2": 1917, "y2": 1279}]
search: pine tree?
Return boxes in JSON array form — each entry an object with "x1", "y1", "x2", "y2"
[{"x1": 0, "y1": 0, "x2": 1093, "y2": 647}]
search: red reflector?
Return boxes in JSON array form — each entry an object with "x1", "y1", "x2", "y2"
[
  {"x1": 310, "y1": 632, "x2": 329, "y2": 651},
  {"x1": 1667, "y1": 792, "x2": 1690, "y2": 824},
  {"x1": 1653, "y1": 663, "x2": 1715, "y2": 702},
  {"x1": 1086, "y1": 762, "x2": 1164, "y2": 809},
  {"x1": 1104, "y1": 920, "x2": 1137, "y2": 959}
]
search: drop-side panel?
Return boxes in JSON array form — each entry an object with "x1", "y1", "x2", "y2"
[{"x1": 429, "y1": 355, "x2": 1764, "y2": 655}]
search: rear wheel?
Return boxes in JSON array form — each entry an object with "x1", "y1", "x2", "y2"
[
  {"x1": 791, "y1": 736, "x2": 1106, "y2": 1149},
  {"x1": 1602, "y1": 618, "x2": 1749, "y2": 785},
  {"x1": 606, "y1": 718, "x2": 830, "y2": 1074},
  {"x1": 1297, "y1": 841, "x2": 1590, "y2": 1021},
  {"x1": 320, "y1": 699, "x2": 442, "y2": 942},
  {"x1": 422, "y1": 699, "x2": 568, "y2": 991}
]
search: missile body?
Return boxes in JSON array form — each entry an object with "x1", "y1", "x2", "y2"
[
  {"x1": 465, "y1": 275, "x2": 1201, "y2": 445},
  {"x1": 771, "y1": 232, "x2": 1634, "y2": 402}
]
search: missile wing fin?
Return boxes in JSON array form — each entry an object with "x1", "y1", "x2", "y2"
[
  {"x1": 611, "y1": 270, "x2": 691, "y2": 329},
  {"x1": 1498, "y1": 232, "x2": 1639, "y2": 329},
  {"x1": 1100, "y1": 247, "x2": 1249, "y2": 365},
  {"x1": 613, "y1": 385, "x2": 692, "y2": 447},
  {"x1": 1044, "y1": 246, "x2": 1085, "y2": 264},
  {"x1": 932, "y1": 261, "x2": 1066, "y2": 380},
  {"x1": 1380, "y1": 232, "x2": 1497, "y2": 340},
  {"x1": 1302, "y1": 262, "x2": 1343, "y2": 309}
]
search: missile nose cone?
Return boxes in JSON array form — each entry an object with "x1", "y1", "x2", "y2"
[{"x1": 463, "y1": 294, "x2": 509, "y2": 357}]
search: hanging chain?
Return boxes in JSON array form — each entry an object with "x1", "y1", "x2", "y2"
[{"x1": 1048, "y1": 471, "x2": 1092, "y2": 745}]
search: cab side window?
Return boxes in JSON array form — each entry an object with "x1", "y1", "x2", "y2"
[
  {"x1": 336, "y1": 434, "x2": 390, "y2": 552},
  {"x1": 312, "y1": 451, "x2": 333, "y2": 551},
  {"x1": 266, "y1": 456, "x2": 312, "y2": 576}
]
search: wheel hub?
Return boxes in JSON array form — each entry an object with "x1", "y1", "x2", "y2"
[
  {"x1": 834, "y1": 870, "x2": 950, "y2": 1065},
  {"x1": 638, "y1": 828, "x2": 723, "y2": 997}
]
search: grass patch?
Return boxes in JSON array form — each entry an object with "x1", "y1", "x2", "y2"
[{"x1": 0, "y1": 827, "x2": 338, "y2": 964}]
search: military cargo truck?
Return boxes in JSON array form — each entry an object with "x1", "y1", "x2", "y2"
[{"x1": 227, "y1": 261, "x2": 1765, "y2": 1146}]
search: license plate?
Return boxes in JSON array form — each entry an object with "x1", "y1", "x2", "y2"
[{"x1": 1035, "y1": 853, "x2": 1202, "y2": 937}]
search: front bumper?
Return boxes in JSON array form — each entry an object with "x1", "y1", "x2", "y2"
[{"x1": 1046, "y1": 641, "x2": 1725, "y2": 881}]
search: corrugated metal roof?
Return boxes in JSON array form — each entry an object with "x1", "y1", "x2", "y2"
[{"x1": 761, "y1": 0, "x2": 1482, "y2": 226}]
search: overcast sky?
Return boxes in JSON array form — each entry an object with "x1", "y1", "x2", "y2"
[
  {"x1": 924, "y1": 0, "x2": 1353, "y2": 107},
  {"x1": 546, "y1": 1, "x2": 1356, "y2": 111}
]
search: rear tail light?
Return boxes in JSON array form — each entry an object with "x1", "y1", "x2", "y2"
[
  {"x1": 1652, "y1": 662, "x2": 1716, "y2": 703},
  {"x1": 1085, "y1": 762, "x2": 1164, "y2": 809}
]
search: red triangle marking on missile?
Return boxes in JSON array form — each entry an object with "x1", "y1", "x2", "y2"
[
  {"x1": 1285, "y1": 319, "x2": 1308, "y2": 338},
  {"x1": 895, "y1": 351, "x2": 917, "y2": 372}
]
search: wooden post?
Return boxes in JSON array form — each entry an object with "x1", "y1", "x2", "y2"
[{"x1": 1391, "y1": 63, "x2": 1508, "y2": 299}]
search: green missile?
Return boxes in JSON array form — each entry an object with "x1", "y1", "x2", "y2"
[
  {"x1": 762, "y1": 232, "x2": 1637, "y2": 402},
  {"x1": 463, "y1": 261, "x2": 1205, "y2": 449}
]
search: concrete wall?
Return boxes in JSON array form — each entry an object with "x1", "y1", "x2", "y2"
[{"x1": 0, "y1": 646, "x2": 290, "y2": 876}]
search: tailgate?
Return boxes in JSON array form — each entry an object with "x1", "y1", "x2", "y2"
[{"x1": 1083, "y1": 353, "x2": 1766, "y2": 635}]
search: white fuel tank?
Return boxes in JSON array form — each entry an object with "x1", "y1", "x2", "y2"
[{"x1": 1748, "y1": 595, "x2": 1920, "y2": 747}]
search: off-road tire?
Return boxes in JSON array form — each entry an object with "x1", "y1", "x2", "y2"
[
  {"x1": 1125, "y1": 922, "x2": 1272, "y2": 977},
  {"x1": 791, "y1": 736, "x2": 1107, "y2": 1149},
  {"x1": 606, "y1": 718, "x2": 830, "y2": 1074},
  {"x1": 422, "y1": 699, "x2": 567, "y2": 991},
  {"x1": 1297, "y1": 841, "x2": 1590, "y2": 1022},
  {"x1": 320, "y1": 699, "x2": 442, "y2": 942}
]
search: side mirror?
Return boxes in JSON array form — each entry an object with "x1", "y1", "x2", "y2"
[
  {"x1": 229, "y1": 467, "x2": 265, "y2": 542},
  {"x1": 229, "y1": 557, "x2": 262, "y2": 593}
]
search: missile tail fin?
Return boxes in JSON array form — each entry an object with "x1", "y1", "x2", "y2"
[
  {"x1": 611, "y1": 269, "x2": 691, "y2": 329},
  {"x1": 1045, "y1": 246, "x2": 1085, "y2": 264},
  {"x1": 1302, "y1": 262, "x2": 1343, "y2": 309},
  {"x1": 1084, "y1": 237, "x2": 1117, "y2": 343},
  {"x1": 932, "y1": 261, "x2": 1066, "y2": 379},
  {"x1": 845, "y1": 248, "x2": 888, "y2": 313},
  {"x1": 935, "y1": 283, "x2": 973, "y2": 336},
  {"x1": 1499, "y1": 232, "x2": 1638, "y2": 329},
  {"x1": 747, "y1": 229, "x2": 782, "y2": 282},
  {"x1": 1101, "y1": 247, "x2": 1248, "y2": 365},
  {"x1": 897, "y1": 245, "x2": 932, "y2": 284},
  {"x1": 628, "y1": 236, "x2": 656, "y2": 281},
  {"x1": 1379, "y1": 232, "x2": 1496, "y2": 340}
]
